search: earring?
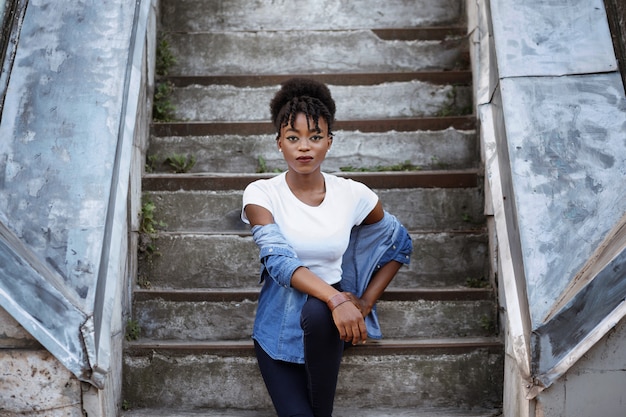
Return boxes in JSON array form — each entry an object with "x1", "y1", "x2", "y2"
[{"x1": 279, "y1": 149, "x2": 283, "y2": 153}]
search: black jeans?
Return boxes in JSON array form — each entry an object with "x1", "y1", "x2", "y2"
[{"x1": 254, "y1": 295, "x2": 344, "y2": 417}]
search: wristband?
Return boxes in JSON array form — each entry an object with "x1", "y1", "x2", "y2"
[{"x1": 327, "y1": 292, "x2": 351, "y2": 311}]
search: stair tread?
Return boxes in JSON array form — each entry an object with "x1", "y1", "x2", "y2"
[
  {"x1": 123, "y1": 406, "x2": 502, "y2": 417},
  {"x1": 133, "y1": 287, "x2": 494, "y2": 302},
  {"x1": 141, "y1": 169, "x2": 481, "y2": 191},
  {"x1": 166, "y1": 71, "x2": 473, "y2": 87},
  {"x1": 128, "y1": 0, "x2": 502, "y2": 410},
  {"x1": 160, "y1": 0, "x2": 466, "y2": 33},
  {"x1": 165, "y1": 26, "x2": 467, "y2": 38},
  {"x1": 152, "y1": 116, "x2": 475, "y2": 136},
  {"x1": 126, "y1": 336, "x2": 502, "y2": 353}
]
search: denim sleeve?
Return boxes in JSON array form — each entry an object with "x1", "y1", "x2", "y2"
[
  {"x1": 378, "y1": 223, "x2": 413, "y2": 267},
  {"x1": 252, "y1": 224, "x2": 305, "y2": 287}
]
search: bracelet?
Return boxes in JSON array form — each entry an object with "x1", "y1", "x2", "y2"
[{"x1": 327, "y1": 292, "x2": 351, "y2": 311}]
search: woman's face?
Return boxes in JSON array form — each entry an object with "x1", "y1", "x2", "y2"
[{"x1": 277, "y1": 113, "x2": 332, "y2": 175}]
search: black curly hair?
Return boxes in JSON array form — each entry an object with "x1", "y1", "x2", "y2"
[{"x1": 270, "y1": 78, "x2": 336, "y2": 137}]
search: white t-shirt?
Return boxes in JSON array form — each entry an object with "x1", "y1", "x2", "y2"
[{"x1": 241, "y1": 172, "x2": 378, "y2": 285}]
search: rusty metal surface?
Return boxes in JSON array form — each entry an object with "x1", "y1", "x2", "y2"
[
  {"x1": 167, "y1": 71, "x2": 473, "y2": 88},
  {"x1": 152, "y1": 116, "x2": 475, "y2": 136},
  {"x1": 141, "y1": 170, "x2": 479, "y2": 192}
]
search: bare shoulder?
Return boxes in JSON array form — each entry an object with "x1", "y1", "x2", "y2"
[{"x1": 244, "y1": 204, "x2": 274, "y2": 226}]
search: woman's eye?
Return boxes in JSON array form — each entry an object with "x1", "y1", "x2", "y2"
[
  {"x1": 286, "y1": 136, "x2": 298, "y2": 142},
  {"x1": 310, "y1": 135, "x2": 323, "y2": 142}
]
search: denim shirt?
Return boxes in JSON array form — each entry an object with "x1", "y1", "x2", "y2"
[
  {"x1": 340, "y1": 211, "x2": 413, "y2": 339},
  {"x1": 251, "y1": 212, "x2": 413, "y2": 363}
]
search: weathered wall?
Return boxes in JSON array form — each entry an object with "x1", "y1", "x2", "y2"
[
  {"x1": 536, "y1": 316, "x2": 626, "y2": 417},
  {"x1": 604, "y1": 0, "x2": 626, "y2": 90},
  {"x1": 0, "y1": 307, "x2": 83, "y2": 416},
  {"x1": 0, "y1": 0, "x2": 157, "y2": 415},
  {"x1": 468, "y1": 0, "x2": 626, "y2": 415}
]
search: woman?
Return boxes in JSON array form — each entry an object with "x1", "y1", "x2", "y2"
[{"x1": 241, "y1": 78, "x2": 412, "y2": 417}]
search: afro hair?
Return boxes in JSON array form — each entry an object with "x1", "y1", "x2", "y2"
[{"x1": 270, "y1": 78, "x2": 336, "y2": 135}]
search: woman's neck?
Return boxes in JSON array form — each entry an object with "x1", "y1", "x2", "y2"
[{"x1": 285, "y1": 170, "x2": 326, "y2": 206}]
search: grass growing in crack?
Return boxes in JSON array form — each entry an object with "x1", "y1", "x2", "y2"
[
  {"x1": 156, "y1": 35, "x2": 176, "y2": 77},
  {"x1": 138, "y1": 199, "x2": 166, "y2": 288},
  {"x1": 480, "y1": 315, "x2": 495, "y2": 333},
  {"x1": 153, "y1": 35, "x2": 178, "y2": 121},
  {"x1": 462, "y1": 212, "x2": 474, "y2": 223},
  {"x1": 165, "y1": 153, "x2": 196, "y2": 173},
  {"x1": 340, "y1": 160, "x2": 421, "y2": 172},
  {"x1": 140, "y1": 200, "x2": 166, "y2": 235},
  {"x1": 145, "y1": 154, "x2": 159, "y2": 173},
  {"x1": 466, "y1": 276, "x2": 490, "y2": 288},
  {"x1": 257, "y1": 156, "x2": 283, "y2": 173},
  {"x1": 125, "y1": 319, "x2": 141, "y2": 341},
  {"x1": 436, "y1": 86, "x2": 473, "y2": 117},
  {"x1": 153, "y1": 81, "x2": 176, "y2": 122}
]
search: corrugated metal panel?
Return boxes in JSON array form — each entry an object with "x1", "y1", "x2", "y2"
[{"x1": 0, "y1": 0, "x2": 151, "y2": 387}]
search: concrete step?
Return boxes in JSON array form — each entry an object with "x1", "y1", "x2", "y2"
[
  {"x1": 164, "y1": 71, "x2": 473, "y2": 88},
  {"x1": 151, "y1": 116, "x2": 475, "y2": 137},
  {"x1": 160, "y1": 0, "x2": 465, "y2": 32},
  {"x1": 123, "y1": 407, "x2": 503, "y2": 417},
  {"x1": 165, "y1": 81, "x2": 472, "y2": 122},
  {"x1": 137, "y1": 231, "x2": 488, "y2": 290},
  {"x1": 165, "y1": 29, "x2": 468, "y2": 76},
  {"x1": 123, "y1": 338, "x2": 503, "y2": 411},
  {"x1": 131, "y1": 288, "x2": 496, "y2": 341},
  {"x1": 127, "y1": 0, "x2": 504, "y2": 413},
  {"x1": 141, "y1": 178, "x2": 485, "y2": 233},
  {"x1": 147, "y1": 127, "x2": 477, "y2": 174}
]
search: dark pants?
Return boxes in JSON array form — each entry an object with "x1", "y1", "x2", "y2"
[{"x1": 254, "y1": 296, "x2": 344, "y2": 417}]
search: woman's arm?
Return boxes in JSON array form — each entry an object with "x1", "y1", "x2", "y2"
[
  {"x1": 350, "y1": 260, "x2": 402, "y2": 317},
  {"x1": 350, "y1": 200, "x2": 402, "y2": 317},
  {"x1": 362, "y1": 200, "x2": 384, "y2": 224},
  {"x1": 290, "y1": 267, "x2": 367, "y2": 345},
  {"x1": 244, "y1": 203, "x2": 368, "y2": 345}
]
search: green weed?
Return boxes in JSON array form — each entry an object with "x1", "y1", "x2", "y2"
[
  {"x1": 145, "y1": 154, "x2": 159, "y2": 173},
  {"x1": 466, "y1": 277, "x2": 490, "y2": 288},
  {"x1": 165, "y1": 153, "x2": 196, "y2": 173},
  {"x1": 140, "y1": 200, "x2": 166, "y2": 235},
  {"x1": 340, "y1": 160, "x2": 422, "y2": 172},
  {"x1": 125, "y1": 319, "x2": 140, "y2": 341},
  {"x1": 480, "y1": 315, "x2": 495, "y2": 333},
  {"x1": 153, "y1": 81, "x2": 176, "y2": 122},
  {"x1": 257, "y1": 156, "x2": 283, "y2": 173},
  {"x1": 156, "y1": 35, "x2": 177, "y2": 77}
]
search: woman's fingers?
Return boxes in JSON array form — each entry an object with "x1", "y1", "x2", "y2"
[{"x1": 332, "y1": 302, "x2": 367, "y2": 344}]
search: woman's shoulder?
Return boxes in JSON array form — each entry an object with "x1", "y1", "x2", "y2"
[{"x1": 323, "y1": 172, "x2": 371, "y2": 192}]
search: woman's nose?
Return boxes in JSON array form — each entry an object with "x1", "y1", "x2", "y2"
[{"x1": 298, "y1": 138, "x2": 311, "y2": 150}]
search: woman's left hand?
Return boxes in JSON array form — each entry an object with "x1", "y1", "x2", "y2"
[
  {"x1": 331, "y1": 301, "x2": 368, "y2": 345},
  {"x1": 345, "y1": 292, "x2": 372, "y2": 318}
]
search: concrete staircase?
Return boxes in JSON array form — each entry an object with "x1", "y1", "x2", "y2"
[{"x1": 122, "y1": 0, "x2": 503, "y2": 415}]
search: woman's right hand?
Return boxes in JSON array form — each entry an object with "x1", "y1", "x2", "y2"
[{"x1": 331, "y1": 301, "x2": 368, "y2": 345}]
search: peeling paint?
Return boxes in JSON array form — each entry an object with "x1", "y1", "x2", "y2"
[{"x1": 0, "y1": 0, "x2": 150, "y2": 393}]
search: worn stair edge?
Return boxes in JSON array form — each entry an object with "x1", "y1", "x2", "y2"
[
  {"x1": 371, "y1": 27, "x2": 467, "y2": 40},
  {"x1": 164, "y1": 26, "x2": 467, "y2": 40},
  {"x1": 141, "y1": 170, "x2": 480, "y2": 191},
  {"x1": 151, "y1": 117, "x2": 475, "y2": 136},
  {"x1": 123, "y1": 407, "x2": 502, "y2": 417},
  {"x1": 125, "y1": 337, "x2": 502, "y2": 356},
  {"x1": 165, "y1": 71, "x2": 472, "y2": 87},
  {"x1": 132, "y1": 288, "x2": 494, "y2": 303}
]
